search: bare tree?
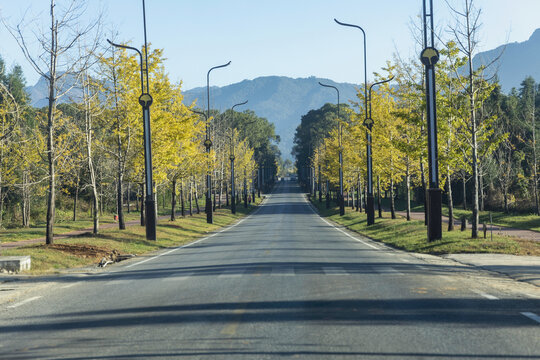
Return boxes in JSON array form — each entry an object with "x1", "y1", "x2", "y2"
[
  {"x1": 447, "y1": 0, "x2": 484, "y2": 238},
  {"x1": 4, "y1": 0, "x2": 101, "y2": 244}
]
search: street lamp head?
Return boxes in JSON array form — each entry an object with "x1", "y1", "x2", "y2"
[{"x1": 363, "y1": 117, "x2": 374, "y2": 130}]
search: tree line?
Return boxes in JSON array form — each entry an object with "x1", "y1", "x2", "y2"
[
  {"x1": 0, "y1": 1, "x2": 280, "y2": 243},
  {"x1": 293, "y1": 0, "x2": 539, "y2": 238}
]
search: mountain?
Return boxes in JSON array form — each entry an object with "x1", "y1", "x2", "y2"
[
  {"x1": 183, "y1": 76, "x2": 360, "y2": 159},
  {"x1": 473, "y1": 28, "x2": 540, "y2": 93},
  {"x1": 25, "y1": 72, "x2": 83, "y2": 108}
]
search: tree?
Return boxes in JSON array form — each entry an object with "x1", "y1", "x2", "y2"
[{"x1": 4, "y1": 0, "x2": 101, "y2": 244}]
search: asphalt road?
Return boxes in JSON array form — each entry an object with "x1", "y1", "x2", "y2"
[{"x1": 1, "y1": 182, "x2": 539, "y2": 359}]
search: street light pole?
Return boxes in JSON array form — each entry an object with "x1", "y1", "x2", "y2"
[
  {"x1": 334, "y1": 18, "x2": 375, "y2": 225},
  {"x1": 106, "y1": 0, "x2": 156, "y2": 240},
  {"x1": 421, "y1": 0, "x2": 442, "y2": 241},
  {"x1": 319, "y1": 82, "x2": 344, "y2": 216},
  {"x1": 206, "y1": 61, "x2": 231, "y2": 224},
  {"x1": 230, "y1": 100, "x2": 248, "y2": 214}
]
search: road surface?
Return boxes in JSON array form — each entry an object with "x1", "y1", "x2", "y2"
[{"x1": 1, "y1": 182, "x2": 539, "y2": 359}]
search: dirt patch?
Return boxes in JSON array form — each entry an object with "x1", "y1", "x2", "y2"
[{"x1": 37, "y1": 243, "x2": 113, "y2": 258}]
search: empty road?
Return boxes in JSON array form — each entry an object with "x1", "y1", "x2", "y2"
[{"x1": 1, "y1": 182, "x2": 539, "y2": 359}]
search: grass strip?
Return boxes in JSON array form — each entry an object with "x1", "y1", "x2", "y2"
[
  {"x1": 311, "y1": 196, "x2": 540, "y2": 256},
  {"x1": 2, "y1": 197, "x2": 263, "y2": 274}
]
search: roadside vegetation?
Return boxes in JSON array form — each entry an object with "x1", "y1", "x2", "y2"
[
  {"x1": 295, "y1": 0, "x2": 540, "y2": 241},
  {"x1": 310, "y1": 196, "x2": 540, "y2": 256},
  {"x1": 2, "y1": 197, "x2": 262, "y2": 274}
]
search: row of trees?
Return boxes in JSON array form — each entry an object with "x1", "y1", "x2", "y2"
[
  {"x1": 294, "y1": 0, "x2": 539, "y2": 238},
  {"x1": 0, "y1": 1, "x2": 280, "y2": 243}
]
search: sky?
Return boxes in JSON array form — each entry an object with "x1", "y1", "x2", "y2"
[{"x1": 0, "y1": 0, "x2": 539, "y2": 90}]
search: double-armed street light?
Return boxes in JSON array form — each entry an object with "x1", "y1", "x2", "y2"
[
  {"x1": 318, "y1": 81, "x2": 344, "y2": 216},
  {"x1": 334, "y1": 18, "x2": 377, "y2": 225},
  {"x1": 229, "y1": 100, "x2": 248, "y2": 214},
  {"x1": 106, "y1": 0, "x2": 156, "y2": 240},
  {"x1": 205, "y1": 61, "x2": 231, "y2": 224},
  {"x1": 334, "y1": 19, "x2": 375, "y2": 225}
]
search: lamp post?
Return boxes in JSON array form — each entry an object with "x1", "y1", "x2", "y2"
[
  {"x1": 106, "y1": 0, "x2": 155, "y2": 240},
  {"x1": 334, "y1": 18, "x2": 375, "y2": 225},
  {"x1": 205, "y1": 61, "x2": 231, "y2": 224},
  {"x1": 229, "y1": 100, "x2": 248, "y2": 214},
  {"x1": 319, "y1": 82, "x2": 344, "y2": 216},
  {"x1": 421, "y1": 0, "x2": 442, "y2": 241}
]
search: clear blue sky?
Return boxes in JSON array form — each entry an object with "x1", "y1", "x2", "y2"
[{"x1": 1, "y1": 0, "x2": 539, "y2": 90}]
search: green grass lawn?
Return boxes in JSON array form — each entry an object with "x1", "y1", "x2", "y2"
[
  {"x1": 0, "y1": 212, "x2": 141, "y2": 243},
  {"x1": 311, "y1": 196, "x2": 540, "y2": 256},
  {"x1": 1, "y1": 196, "x2": 263, "y2": 274},
  {"x1": 377, "y1": 197, "x2": 540, "y2": 233}
]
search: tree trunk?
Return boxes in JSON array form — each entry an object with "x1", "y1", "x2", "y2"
[
  {"x1": 377, "y1": 175, "x2": 382, "y2": 218},
  {"x1": 180, "y1": 180, "x2": 185, "y2": 217},
  {"x1": 356, "y1": 174, "x2": 360, "y2": 212},
  {"x1": 171, "y1": 179, "x2": 176, "y2": 221},
  {"x1": 218, "y1": 179, "x2": 223, "y2": 209},
  {"x1": 73, "y1": 172, "x2": 79, "y2": 221},
  {"x1": 406, "y1": 163, "x2": 411, "y2": 221},
  {"x1": 189, "y1": 178, "x2": 193, "y2": 216},
  {"x1": 127, "y1": 182, "x2": 131, "y2": 214},
  {"x1": 117, "y1": 176, "x2": 125, "y2": 230},
  {"x1": 390, "y1": 178, "x2": 396, "y2": 219},
  {"x1": 194, "y1": 183, "x2": 200, "y2": 214},
  {"x1": 462, "y1": 176, "x2": 467, "y2": 210},
  {"x1": 479, "y1": 170, "x2": 484, "y2": 212},
  {"x1": 140, "y1": 183, "x2": 145, "y2": 226},
  {"x1": 420, "y1": 157, "x2": 427, "y2": 225},
  {"x1": 447, "y1": 169, "x2": 454, "y2": 231},
  {"x1": 45, "y1": 1, "x2": 59, "y2": 245}
]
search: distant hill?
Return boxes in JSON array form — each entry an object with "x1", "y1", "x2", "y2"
[
  {"x1": 183, "y1": 76, "x2": 360, "y2": 159},
  {"x1": 473, "y1": 28, "x2": 540, "y2": 93},
  {"x1": 25, "y1": 72, "x2": 83, "y2": 108}
]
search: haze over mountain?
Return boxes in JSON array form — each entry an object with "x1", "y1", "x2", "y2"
[{"x1": 183, "y1": 76, "x2": 360, "y2": 159}]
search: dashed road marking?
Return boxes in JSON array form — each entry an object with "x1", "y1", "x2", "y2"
[
  {"x1": 472, "y1": 290, "x2": 499, "y2": 300},
  {"x1": 105, "y1": 278, "x2": 135, "y2": 286},
  {"x1": 61, "y1": 282, "x2": 80, "y2": 289},
  {"x1": 520, "y1": 312, "x2": 540, "y2": 324},
  {"x1": 219, "y1": 269, "x2": 246, "y2": 278},
  {"x1": 8, "y1": 296, "x2": 42, "y2": 309}
]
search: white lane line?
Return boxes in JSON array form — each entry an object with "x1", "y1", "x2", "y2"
[
  {"x1": 61, "y1": 282, "x2": 80, "y2": 289},
  {"x1": 305, "y1": 200, "x2": 379, "y2": 250},
  {"x1": 162, "y1": 272, "x2": 193, "y2": 282},
  {"x1": 520, "y1": 312, "x2": 540, "y2": 324},
  {"x1": 8, "y1": 296, "x2": 42, "y2": 309},
  {"x1": 472, "y1": 290, "x2": 499, "y2": 300},
  {"x1": 271, "y1": 267, "x2": 295, "y2": 276},
  {"x1": 400, "y1": 258, "x2": 411, "y2": 263},
  {"x1": 374, "y1": 266, "x2": 403, "y2": 275},
  {"x1": 416, "y1": 265, "x2": 429, "y2": 271},
  {"x1": 125, "y1": 197, "x2": 269, "y2": 269},
  {"x1": 323, "y1": 267, "x2": 349, "y2": 275},
  {"x1": 218, "y1": 269, "x2": 246, "y2": 278},
  {"x1": 104, "y1": 279, "x2": 133, "y2": 286}
]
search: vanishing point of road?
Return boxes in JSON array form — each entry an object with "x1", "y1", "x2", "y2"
[{"x1": 1, "y1": 182, "x2": 539, "y2": 359}]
